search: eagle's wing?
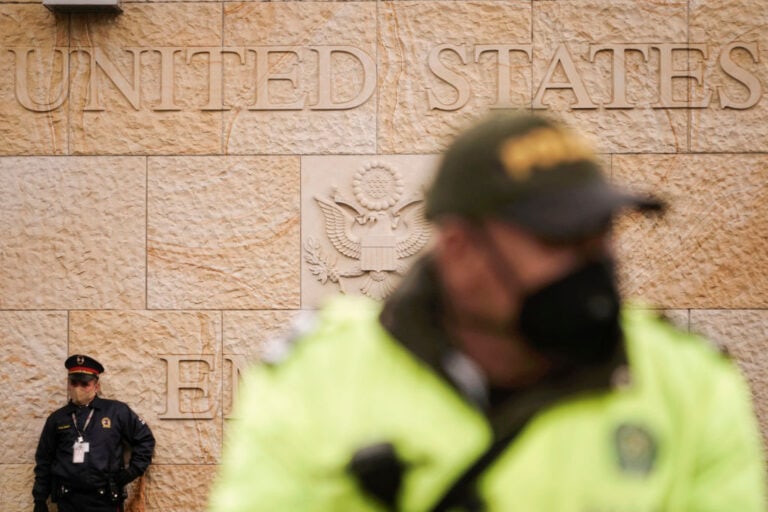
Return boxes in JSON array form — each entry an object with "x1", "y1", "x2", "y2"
[
  {"x1": 396, "y1": 202, "x2": 431, "y2": 258},
  {"x1": 315, "y1": 196, "x2": 361, "y2": 259}
]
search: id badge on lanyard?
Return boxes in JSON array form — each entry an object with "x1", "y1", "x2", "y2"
[
  {"x1": 71, "y1": 409, "x2": 94, "y2": 464},
  {"x1": 73, "y1": 438, "x2": 90, "y2": 463}
]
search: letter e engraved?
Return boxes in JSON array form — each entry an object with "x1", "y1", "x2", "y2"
[
  {"x1": 159, "y1": 355, "x2": 216, "y2": 420},
  {"x1": 248, "y1": 47, "x2": 305, "y2": 110},
  {"x1": 652, "y1": 43, "x2": 712, "y2": 109}
]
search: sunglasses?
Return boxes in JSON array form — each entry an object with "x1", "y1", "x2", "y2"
[{"x1": 69, "y1": 378, "x2": 95, "y2": 387}]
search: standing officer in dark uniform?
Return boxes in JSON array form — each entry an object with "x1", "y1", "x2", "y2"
[{"x1": 32, "y1": 354, "x2": 156, "y2": 512}]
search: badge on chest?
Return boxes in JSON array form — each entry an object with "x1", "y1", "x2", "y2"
[{"x1": 73, "y1": 437, "x2": 90, "y2": 463}]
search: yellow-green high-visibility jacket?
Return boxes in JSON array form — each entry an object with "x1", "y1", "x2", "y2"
[{"x1": 209, "y1": 262, "x2": 766, "y2": 512}]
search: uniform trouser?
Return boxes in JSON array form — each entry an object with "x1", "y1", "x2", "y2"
[{"x1": 56, "y1": 490, "x2": 123, "y2": 512}]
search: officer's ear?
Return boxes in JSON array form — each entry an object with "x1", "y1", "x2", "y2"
[{"x1": 434, "y1": 217, "x2": 488, "y2": 286}]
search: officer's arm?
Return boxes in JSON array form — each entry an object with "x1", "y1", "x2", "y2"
[
  {"x1": 686, "y1": 359, "x2": 766, "y2": 511},
  {"x1": 32, "y1": 416, "x2": 56, "y2": 503},
  {"x1": 118, "y1": 406, "x2": 156, "y2": 485},
  {"x1": 208, "y1": 359, "x2": 384, "y2": 512},
  {"x1": 207, "y1": 366, "x2": 312, "y2": 512}
]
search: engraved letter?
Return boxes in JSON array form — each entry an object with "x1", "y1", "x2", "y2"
[
  {"x1": 187, "y1": 47, "x2": 246, "y2": 111},
  {"x1": 652, "y1": 43, "x2": 712, "y2": 109},
  {"x1": 224, "y1": 354, "x2": 248, "y2": 419},
  {"x1": 84, "y1": 47, "x2": 143, "y2": 111},
  {"x1": 248, "y1": 47, "x2": 305, "y2": 110},
  {"x1": 589, "y1": 44, "x2": 650, "y2": 109},
  {"x1": 153, "y1": 47, "x2": 182, "y2": 111},
  {"x1": 159, "y1": 355, "x2": 216, "y2": 420},
  {"x1": 533, "y1": 44, "x2": 597, "y2": 109},
  {"x1": 474, "y1": 45, "x2": 532, "y2": 108},
  {"x1": 427, "y1": 44, "x2": 471, "y2": 111},
  {"x1": 718, "y1": 42, "x2": 761, "y2": 109},
  {"x1": 310, "y1": 46, "x2": 376, "y2": 110},
  {"x1": 9, "y1": 47, "x2": 69, "y2": 112}
]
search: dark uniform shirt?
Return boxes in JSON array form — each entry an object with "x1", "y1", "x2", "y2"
[{"x1": 32, "y1": 395, "x2": 155, "y2": 502}]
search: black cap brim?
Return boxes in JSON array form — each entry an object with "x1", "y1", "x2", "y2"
[
  {"x1": 69, "y1": 373, "x2": 97, "y2": 383},
  {"x1": 503, "y1": 181, "x2": 664, "y2": 242}
]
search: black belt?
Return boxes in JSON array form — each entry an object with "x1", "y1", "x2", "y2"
[{"x1": 58, "y1": 482, "x2": 122, "y2": 502}]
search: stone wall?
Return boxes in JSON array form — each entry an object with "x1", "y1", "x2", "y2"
[{"x1": 1, "y1": 1, "x2": 766, "y2": 510}]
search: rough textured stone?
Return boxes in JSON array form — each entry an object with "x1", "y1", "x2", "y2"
[
  {"x1": 613, "y1": 154, "x2": 768, "y2": 308},
  {"x1": 689, "y1": 309, "x2": 768, "y2": 446},
  {"x1": 148, "y1": 156, "x2": 300, "y2": 309},
  {"x1": 143, "y1": 464, "x2": 218, "y2": 512},
  {"x1": 0, "y1": 157, "x2": 146, "y2": 309},
  {"x1": 533, "y1": 0, "x2": 689, "y2": 153},
  {"x1": 0, "y1": 6, "x2": 68, "y2": 155},
  {"x1": 69, "y1": 310, "x2": 223, "y2": 465},
  {"x1": 223, "y1": 310, "x2": 297, "y2": 416},
  {"x1": 2, "y1": 1, "x2": 768, "y2": 506},
  {"x1": 689, "y1": 0, "x2": 768, "y2": 152},
  {"x1": 68, "y1": 4, "x2": 223, "y2": 154},
  {"x1": 378, "y1": 1, "x2": 532, "y2": 154},
  {"x1": 0, "y1": 465, "x2": 35, "y2": 512},
  {"x1": 301, "y1": 155, "x2": 438, "y2": 307},
  {"x1": 223, "y1": 2, "x2": 377, "y2": 154},
  {"x1": 0, "y1": 312, "x2": 67, "y2": 464}
]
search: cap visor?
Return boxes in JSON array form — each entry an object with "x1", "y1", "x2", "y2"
[
  {"x1": 505, "y1": 182, "x2": 664, "y2": 242},
  {"x1": 68, "y1": 372, "x2": 97, "y2": 382}
]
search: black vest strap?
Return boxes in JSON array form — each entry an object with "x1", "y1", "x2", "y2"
[{"x1": 429, "y1": 426, "x2": 523, "y2": 512}]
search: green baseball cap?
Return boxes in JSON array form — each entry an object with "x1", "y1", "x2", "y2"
[{"x1": 425, "y1": 112, "x2": 664, "y2": 241}]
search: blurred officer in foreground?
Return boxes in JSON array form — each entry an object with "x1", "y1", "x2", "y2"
[
  {"x1": 32, "y1": 354, "x2": 155, "y2": 512},
  {"x1": 209, "y1": 113, "x2": 765, "y2": 511}
]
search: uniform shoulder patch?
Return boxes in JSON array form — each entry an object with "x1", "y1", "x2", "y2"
[{"x1": 614, "y1": 422, "x2": 657, "y2": 476}]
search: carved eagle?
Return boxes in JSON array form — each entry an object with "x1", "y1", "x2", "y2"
[{"x1": 314, "y1": 195, "x2": 431, "y2": 263}]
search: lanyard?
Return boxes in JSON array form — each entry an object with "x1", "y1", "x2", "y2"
[{"x1": 71, "y1": 408, "x2": 95, "y2": 442}]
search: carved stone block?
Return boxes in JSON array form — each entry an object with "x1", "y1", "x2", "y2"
[
  {"x1": 68, "y1": 4, "x2": 224, "y2": 154},
  {"x1": 378, "y1": 1, "x2": 533, "y2": 154},
  {"x1": 689, "y1": 0, "x2": 768, "y2": 151},
  {"x1": 0, "y1": 465, "x2": 35, "y2": 512},
  {"x1": 147, "y1": 156, "x2": 300, "y2": 309},
  {"x1": 533, "y1": 0, "x2": 689, "y2": 153},
  {"x1": 0, "y1": 312, "x2": 68, "y2": 464},
  {"x1": 0, "y1": 6, "x2": 68, "y2": 154},
  {"x1": 0, "y1": 157, "x2": 146, "y2": 309},
  {"x1": 301, "y1": 155, "x2": 439, "y2": 308},
  {"x1": 223, "y1": 2, "x2": 377, "y2": 154},
  {"x1": 613, "y1": 154, "x2": 768, "y2": 308}
]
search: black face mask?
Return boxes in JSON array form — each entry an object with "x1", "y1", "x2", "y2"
[
  {"x1": 517, "y1": 258, "x2": 622, "y2": 365},
  {"x1": 474, "y1": 227, "x2": 623, "y2": 366}
]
